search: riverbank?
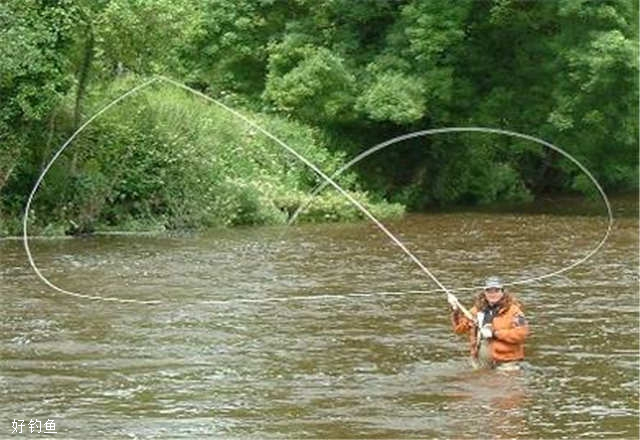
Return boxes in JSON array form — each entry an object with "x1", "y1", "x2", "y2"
[
  {"x1": 2, "y1": 192, "x2": 635, "y2": 240},
  {"x1": 420, "y1": 191, "x2": 638, "y2": 218}
]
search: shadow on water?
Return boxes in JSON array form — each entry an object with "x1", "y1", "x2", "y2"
[{"x1": 421, "y1": 191, "x2": 637, "y2": 219}]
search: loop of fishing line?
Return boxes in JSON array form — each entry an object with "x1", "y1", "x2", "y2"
[
  {"x1": 284, "y1": 127, "x2": 613, "y2": 293},
  {"x1": 23, "y1": 76, "x2": 454, "y2": 307},
  {"x1": 23, "y1": 78, "x2": 163, "y2": 306},
  {"x1": 22, "y1": 77, "x2": 611, "y2": 309}
]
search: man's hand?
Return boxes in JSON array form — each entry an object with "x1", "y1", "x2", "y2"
[{"x1": 480, "y1": 324, "x2": 494, "y2": 339}]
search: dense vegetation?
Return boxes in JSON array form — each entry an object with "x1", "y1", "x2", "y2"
[{"x1": 1, "y1": 0, "x2": 637, "y2": 236}]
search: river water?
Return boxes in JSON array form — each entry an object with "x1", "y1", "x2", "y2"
[{"x1": 1, "y1": 201, "x2": 638, "y2": 439}]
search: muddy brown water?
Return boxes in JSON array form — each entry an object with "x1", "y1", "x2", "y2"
[{"x1": 1, "y1": 204, "x2": 638, "y2": 438}]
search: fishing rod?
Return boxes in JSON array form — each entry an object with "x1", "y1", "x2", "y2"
[
  {"x1": 22, "y1": 76, "x2": 474, "y2": 319},
  {"x1": 158, "y1": 77, "x2": 476, "y2": 321}
]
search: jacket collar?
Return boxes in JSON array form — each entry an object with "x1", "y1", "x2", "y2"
[{"x1": 485, "y1": 299, "x2": 508, "y2": 315}]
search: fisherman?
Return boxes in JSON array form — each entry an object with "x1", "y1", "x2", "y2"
[{"x1": 448, "y1": 276, "x2": 529, "y2": 370}]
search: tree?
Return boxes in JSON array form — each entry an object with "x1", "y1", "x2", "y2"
[{"x1": 0, "y1": 0, "x2": 78, "y2": 215}]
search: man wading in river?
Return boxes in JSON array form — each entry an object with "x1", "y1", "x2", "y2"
[{"x1": 449, "y1": 277, "x2": 529, "y2": 370}]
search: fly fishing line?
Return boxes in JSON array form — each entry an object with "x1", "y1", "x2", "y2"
[
  {"x1": 22, "y1": 76, "x2": 472, "y2": 318},
  {"x1": 284, "y1": 127, "x2": 613, "y2": 293}
]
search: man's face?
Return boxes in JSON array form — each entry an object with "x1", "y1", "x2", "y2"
[{"x1": 484, "y1": 287, "x2": 504, "y2": 305}]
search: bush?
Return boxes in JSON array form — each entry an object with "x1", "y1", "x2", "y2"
[
  {"x1": 275, "y1": 189, "x2": 404, "y2": 223},
  {"x1": 3, "y1": 76, "x2": 403, "y2": 235}
]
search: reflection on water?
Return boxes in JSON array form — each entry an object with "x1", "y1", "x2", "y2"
[{"x1": 1, "y1": 206, "x2": 638, "y2": 439}]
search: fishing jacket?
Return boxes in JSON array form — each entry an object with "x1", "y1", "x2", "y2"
[{"x1": 451, "y1": 301, "x2": 529, "y2": 363}]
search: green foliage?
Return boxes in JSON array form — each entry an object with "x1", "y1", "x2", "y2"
[
  {"x1": 276, "y1": 189, "x2": 404, "y2": 223},
  {"x1": 183, "y1": 0, "x2": 290, "y2": 94},
  {"x1": 0, "y1": 0, "x2": 637, "y2": 236},
  {"x1": 356, "y1": 72, "x2": 425, "y2": 124},
  {"x1": 0, "y1": 0, "x2": 77, "y2": 125},
  {"x1": 263, "y1": 44, "x2": 356, "y2": 122},
  {"x1": 94, "y1": 0, "x2": 201, "y2": 76},
  {"x1": 8, "y1": 79, "x2": 394, "y2": 235}
]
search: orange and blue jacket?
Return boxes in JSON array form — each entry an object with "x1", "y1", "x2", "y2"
[{"x1": 452, "y1": 302, "x2": 529, "y2": 362}]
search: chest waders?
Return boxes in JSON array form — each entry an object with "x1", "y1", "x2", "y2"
[{"x1": 474, "y1": 311, "x2": 494, "y2": 369}]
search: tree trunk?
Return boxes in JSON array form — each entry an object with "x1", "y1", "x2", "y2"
[{"x1": 71, "y1": 18, "x2": 95, "y2": 174}]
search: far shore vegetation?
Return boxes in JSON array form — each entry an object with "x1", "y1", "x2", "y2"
[{"x1": 1, "y1": 1, "x2": 637, "y2": 237}]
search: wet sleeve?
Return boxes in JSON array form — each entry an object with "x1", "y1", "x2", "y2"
[{"x1": 494, "y1": 307, "x2": 529, "y2": 343}]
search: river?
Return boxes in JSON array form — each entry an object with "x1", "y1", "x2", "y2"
[{"x1": 1, "y1": 200, "x2": 638, "y2": 438}]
